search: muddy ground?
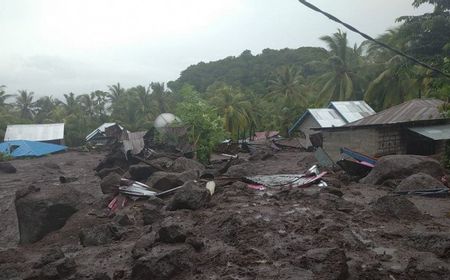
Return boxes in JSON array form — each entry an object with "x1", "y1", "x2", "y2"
[{"x1": 1, "y1": 150, "x2": 450, "y2": 279}]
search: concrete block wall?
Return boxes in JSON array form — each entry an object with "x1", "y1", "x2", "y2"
[{"x1": 322, "y1": 128, "x2": 379, "y2": 161}]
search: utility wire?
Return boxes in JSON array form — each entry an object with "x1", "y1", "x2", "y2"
[{"x1": 297, "y1": 0, "x2": 450, "y2": 79}]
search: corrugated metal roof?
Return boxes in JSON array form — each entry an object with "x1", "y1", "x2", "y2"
[
  {"x1": 409, "y1": 124, "x2": 450, "y2": 140},
  {"x1": 86, "y1": 123, "x2": 120, "y2": 141},
  {"x1": 4, "y1": 123, "x2": 64, "y2": 141},
  {"x1": 329, "y1": 101, "x2": 376, "y2": 123},
  {"x1": 346, "y1": 99, "x2": 445, "y2": 127},
  {"x1": 309, "y1": 109, "x2": 347, "y2": 128},
  {"x1": 0, "y1": 140, "x2": 66, "y2": 158}
]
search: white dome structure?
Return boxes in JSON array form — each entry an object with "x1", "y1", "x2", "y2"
[{"x1": 154, "y1": 113, "x2": 181, "y2": 129}]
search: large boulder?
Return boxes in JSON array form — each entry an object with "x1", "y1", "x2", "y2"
[
  {"x1": 100, "y1": 173, "x2": 122, "y2": 194},
  {"x1": 146, "y1": 170, "x2": 199, "y2": 191},
  {"x1": 395, "y1": 173, "x2": 447, "y2": 192},
  {"x1": 167, "y1": 181, "x2": 210, "y2": 211},
  {"x1": 131, "y1": 244, "x2": 192, "y2": 280},
  {"x1": 128, "y1": 164, "x2": 157, "y2": 181},
  {"x1": 15, "y1": 185, "x2": 88, "y2": 244},
  {"x1": 170, "y1": 157, "x2": 204, "y2": 173},
  {"x1": 361, "y1": 155, "x2": 445, "y2": 185},
  {"x1": 0, "y1": 162, "x2": 17, "y2": 173},
  {"x1": 96, "y1": 167, "x2": 125, "y2": 179},
  {"x1": 371, "y1": 196, "x2": 422, "y2": 220}
]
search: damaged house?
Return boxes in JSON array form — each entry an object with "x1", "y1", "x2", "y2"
[
  {"x1": 315, "y1": 99, "x2": 450, "y2": 161},
  {"x1": 288, "y1": 101, "x2": 375, "y2": 147},
  {"x1": 86, "y1": 123, "x2": 124, "y2": 145}
]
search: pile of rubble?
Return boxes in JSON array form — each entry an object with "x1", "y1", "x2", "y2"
[{"x1": 2, "y1": 135, "x2": 450, "y2": 279}]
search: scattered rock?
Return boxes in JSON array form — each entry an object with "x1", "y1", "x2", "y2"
[
  {"x1": 249, "y1": 150, "x2": 274, "y2": 161},
  {"x1": 43, "y1": 162, "x2": 60, "y2": 170},
  {"x1": 406, "y1": 232, "x2": 450, "y2": 258},
  {"x1": 33, "y1": 248, "x2": 65, "y2": 268},
  {"x1": 131, "y1": 244, "x2": 192, "y2": 280},
  {"x1": 93, "y1": 272, "x2": 112, "y2": 280},
  {"x1": 159, "y1": 223, "x2": 187, "y2": 243},
  {"x1": 146, "y1": 171, "x2": 199, "y2": 191},
  {"x1": 79, "y1": 223, "x2": 123, "y2": 246},
  {"x1": 97, "y1": 167, "x2": 125, "y2": 179},
  {"x1": 371, "y1": 196, "x2": 422, "y2": 220},
  {"x1": 405, "y1": 252, "x2": 450, "y2": 280},
  {"x1": 296, "y1": 247, "x2": 348, "y2": 280},
  {"x1": 129, "y1": 164, "x2": 157, "y2": 181},
  {"x1": 0, "y1": 248, "x2": 26, "y2": 264},
  {"x1": 113, "y1": 214, "x2": 133, "y2": 226},
  {"x1": 148, "y1": 157, "x2": 174, "y2": 170},
  {"x1": 15, "y1": 185, "x2": 85, "y2": 244},
  {"x1": 361, "y1": 155, "x2": 445, "y2": 185},
  {"x1": 171, "y1": 157, "x2": 204, "y2": 173},
  {"x1": 142, "y1": 205, "x2": 164, "y2": 225},
  {"x1": 0, "y1": 161, "x2": 17, "y2": 173},
  {"x1": 321, "y1": 186, "x2": 343, "y2": 197},
  {"x1": 100, "y1": 172, "x2": 122, "y2": 194},
  {"x1": 132, "y1": 232, "x2": 158, "y2": 259},
  {"x1": 167, "y1": 181, "x2": 211, "y2": 211},
  {"x1": 396, "y1": 173, "x2": 447, "y2": 192}
]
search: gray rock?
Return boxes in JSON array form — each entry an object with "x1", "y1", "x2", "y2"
[
  {"x1": 79, "y1": 223, "x2": 122, "y2": 246},
  {"x1": 405, "y1": 252, "x2": 450, "y2": 280},
  {"x1": 0, "y1": 162, "x2": 16, "y2": 173},
  {"x1": 167, "y1": 181, "x2": 210, "y2": 211},
  {"x1": 371, "y1": 196, "x2": 422, "y2": 220},
  {"x1": 158, "y1": 224, "x2": 187, "y2": 243},
  {"x1": 97, "y1": 167, "x2": 125, "y2": 179},
  {"x1": 128, "y1": 164, "x2": 157, "y2": 181},
  {"x1": 100, "y1": 173, "x2": 121, "y2": 194},
  {"x1": 142, "y1": 205, "x2": 164, "y2": 225},
  {"x1": 406, "y1": 232, "x2": 450, "y2": 258},
  {"x1": 15, "y1": 185, "x2": 86, "y2": 244},
  {"x1": 171, "y1": 157, "x2": 204, "y2": 173},
  {"x1": 396, "y1": 173, "x2": 447, "y2": 192},
  {"x1": 146, "y1": 170, "x2": 199, "y2": 191},
  {"x1": 361, "y1": 155, "x2": 445, "y2": 185},
  {"x1": 131, "y1": 244, "x2": 192, "y2": 280}
]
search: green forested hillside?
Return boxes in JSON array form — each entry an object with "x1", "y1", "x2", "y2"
[{"x1": 168, "y1": 47, "x2": 329, "y2": 94}]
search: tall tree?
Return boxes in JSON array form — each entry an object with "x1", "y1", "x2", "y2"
[
  {"x1": 15, "y1": 90, "x2": 35, "y2": 120},
  {"x1": 208, "y1": 83, "x2": 254, "y2": 139},
  {"x1": 268, "y1": 65, "x2": 308, "y2": 107},
  {"x1": 315, "y1": 30, "x2": 365, "y2": 105},
  {"x1": 107, "y1": 82, "x2": 125, "y2": 103},
  {"x1": 0, "y1": 85, "x2": 13, "y2": 108}
]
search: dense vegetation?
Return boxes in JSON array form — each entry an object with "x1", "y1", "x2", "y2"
[{"x1": 0, "y1": 0, "x2": 449, "y2": 160}]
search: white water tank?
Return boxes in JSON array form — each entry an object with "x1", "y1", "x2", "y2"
[{"x1": 154, "y1": 113, "x2": 181, "y2": 129}]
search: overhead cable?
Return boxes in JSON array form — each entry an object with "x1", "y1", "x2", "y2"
[{"x1": 297, "y1": 0, "x2": 450, "y2": 78}]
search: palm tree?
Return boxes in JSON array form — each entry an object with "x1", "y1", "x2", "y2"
[
  {"x1": 268, "y1": 65, "x2": 308, "y2": 107},
  {"x1": 107, "y1": 82, "x2": 125, "y2": 103},
  {"x1": 208, "y1": 84, "x2": 254, "y2": 139},
  {"x1": 77, "y1": 94, "x2": 95, "y2": 117},
  {"x1": 150, "y1": 82, "x2": 171, "y2": 113},
  {"x1": 315, "y1": 30, "x2": 365, "y2": 105},
  {"x1": 34, "y1": 96, "x2": 57, "y2": 123},
  {"x1": 129, "y1": 85, "x2": 152, "y2": 116},
  {"x1": 15, "y1": 90, "x2": 35, "y2": 120},
  {"x1": 0, "y1": 85, "x2": 13, "y2": 107},
  {"x1": 62, "y1": 92, "x2": 80, "y2": 115}
]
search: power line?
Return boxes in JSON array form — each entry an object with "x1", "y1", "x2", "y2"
[{"x1": 297, "y1": 0, "x2": 450, "y2": 79}]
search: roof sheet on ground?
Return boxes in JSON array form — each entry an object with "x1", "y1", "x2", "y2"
[
  {"x1": 329, "y1": 101, "x2": 376, "y2": 123},
  {"x1": 4, "y1": 123, "x2": 64, "y2": 141},
  {"x1": 346, "y1": 99, "x2": 445, "y2": 127},
  {"x1": 409, "y1": 124, "x2": 450, "y2": 140},
  {"x1": 0, "y1": 140, "x2": 67, "y2": 158}
]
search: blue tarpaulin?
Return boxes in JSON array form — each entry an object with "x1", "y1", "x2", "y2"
[{"x1": 0, "y1": 140, "x2": 67, "y2": 158}]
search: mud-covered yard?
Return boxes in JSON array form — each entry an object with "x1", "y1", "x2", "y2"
[{"x1": 1, "y1": 149, "x2": 450, "y2": 280}]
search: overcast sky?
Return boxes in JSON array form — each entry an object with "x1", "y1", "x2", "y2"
[{"x1": 0, "y1": 0, "x2": 431, "y2": 98}]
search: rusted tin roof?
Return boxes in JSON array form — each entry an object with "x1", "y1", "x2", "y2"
[{"x1": 346, "y1": 99, "x2": 446, "y2": 127}]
